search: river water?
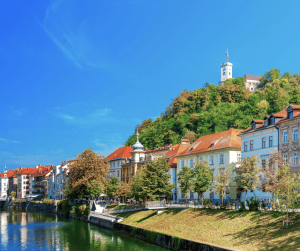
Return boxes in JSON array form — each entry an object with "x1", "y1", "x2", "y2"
[{"x1": 0, "y1": 210, "x2": 168, "y2": 251}]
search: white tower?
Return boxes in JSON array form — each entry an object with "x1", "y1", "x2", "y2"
[{"x1": 219, "y1": 49, "x2": 233, "y2": 86}]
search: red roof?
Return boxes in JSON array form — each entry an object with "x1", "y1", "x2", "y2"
[
  {"x1": 176, "y1": 128, "x2": 243, "y2": 157},
  {"x1": 164, "y1": 144, "x2": 189, "y2": 167},
  {"x1": 106, "y1": 146, "x2": 133, "y2": 160}
]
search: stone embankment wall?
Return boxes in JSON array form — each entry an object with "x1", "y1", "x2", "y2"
[{"x1": 12, "y1": 202, "x2": 238, "y2": 251}]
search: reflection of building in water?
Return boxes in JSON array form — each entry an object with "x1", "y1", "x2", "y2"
[{"x1": 0, "y1": 211, "x2": 10, "y2": 249}]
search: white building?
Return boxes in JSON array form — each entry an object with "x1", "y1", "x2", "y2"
[
  {"x1": 48, "y1": 161, "x2": 69, "y2": 200},
  {"x1": 175, "y1": 129, "x2": 243, "y2": 202},
  {"x1": 107, "y1": 146, "x2": 133, "y2": 182},
  {"x1": 238, "y1": 108, "x2": 286, "y2": 200},
  {"x1": 0, "y1": 165, "x2": 9, "y2": 197},
  {"x1": 244, "y1": 74, "x2": 261, "y2": 92}
]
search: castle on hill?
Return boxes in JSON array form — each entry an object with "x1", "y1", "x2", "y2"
[{"x1": 218, "y1": 50, "x2": 261, "y2": 92}]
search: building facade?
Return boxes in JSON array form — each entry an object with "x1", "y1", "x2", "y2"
[
  {"x1": 277, "y1": 105, "x2": 300, "y2": 173},
  {"x1": 176, "y1": 129, "x2": 243, "y2": 202}
]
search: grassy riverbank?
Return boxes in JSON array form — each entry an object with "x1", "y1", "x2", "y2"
[{"x1": 116, "y1": 208, "x2": 300, "y2": 251}]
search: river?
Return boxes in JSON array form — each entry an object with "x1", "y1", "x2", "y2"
[{"x1": 0, "y1": 210, "x2": 168, "y2": 251}]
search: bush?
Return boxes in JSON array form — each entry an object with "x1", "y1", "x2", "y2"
[
  {"x1": 215, "y1": 201, "x2": 219, "y2": 207},
  {"x1": 43, "y1": 198, "x2": 53, "y2": 205},
  {"x1": 220, "y1": 200, "x2": 229, "y2": 209},
  {"x1": 248, "y1": 197, "x2": 260, "y2": 211},
  {"x1": 239, "y1": 201, "x2": 247, "y2": 212},
  {"x1": 203, "y1": 198, "x2": 212, "y2": 208},
  {"x1": 70, "y1": 204, "x2": 91, "y2": 218}
]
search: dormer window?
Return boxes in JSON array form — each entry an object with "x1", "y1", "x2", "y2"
[
  {"x1": 264, "y1": 118, "x2": 268, "y2": 126},
  {"x1": 288, "y1": 111, "x2": 293, "y2": 119},
  {"x1": 251, "y1": 123, "x2": 256, "y2": 130}
]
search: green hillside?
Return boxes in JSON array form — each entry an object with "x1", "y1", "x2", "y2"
[{"x1": 125, "y1": 69, "x2": 300, "y2": 149}]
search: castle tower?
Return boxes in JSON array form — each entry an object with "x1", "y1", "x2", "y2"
[{"x1": 219, "y1": 49, "x2": 233, "y2": 86}]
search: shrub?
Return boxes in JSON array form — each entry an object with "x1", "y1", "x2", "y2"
[
  {"x1": 203, "y1": 198, "x2": 212, "y2": 208},
  {"x1": 70, "y1": 204, "x2": 91, "y2": 218},
  {"x1": 248, "y1": 197, "x2": 260, "y2": 211},
  {"x1": 239, "y1": 201, "x2": 247, "y2": 212},
  {"x1": 215, "y1": 201, "x2": 219, "y2": 207},
  {"x1": 43, "y1": 198, "x2": 53, "y2": 205}
]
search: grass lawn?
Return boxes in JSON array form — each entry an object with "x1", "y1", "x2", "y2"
[
  {"x1": 105, "y1": 204, "x2": 144, "y2": 210},
  {"x1": 116, "y1": 208, "x2": 300, "y2": 251}
]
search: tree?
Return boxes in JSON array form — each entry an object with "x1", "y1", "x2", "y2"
[
  {"x1": 214, "y1": 167, "x2": 233, "y2": 206},
  {"x1": 256, "y1": 100, "x2": 269, "y2": 117},
  {"x1": 276, "y1": 165, "x2": 300, "y2": 228},
  {"x1": 192, "y1": 160, "x2": 214, "y2": 205},
  {"x1": 10, "y1": 191, "x2": 16, "y2": 198},
  {"x1": 130, "y1": 171, "x2": 144, "y2": 201},
  {"x1": 141, "y1": 158, "x2": 174, "y2": 201},
  {"x1": 67, "y1": 148, "x2": 109, "y2": 200},
  {"x1": 106, "y1": 177, "x2": 119, "y2": 198},
  {"x1": 183, "y1": 130, "x2": 196, "y2": 143},
  {"x1": 234, "y1": 155, "x2": 260, "y2": 207},
  {"x1": 114, "y1": 182, "x2": 131, "y2": 200},
  {"x1": 177, "y1": 166, "x2": 194, "y2": 205},
  {"x1": 259, "y1": 152, "x2": 284, "y2": 198},
  {"x1": 86, "y1": 181, "x2": 102, "y2": 199}
]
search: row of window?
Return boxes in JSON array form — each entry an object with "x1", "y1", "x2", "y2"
[
  {"x1": 261, "y1": 153, "x2": 299, "y2": 167},
  {"x1": 244, "y1": 136, "x2": 273, "y2": 152},
  {"x1": 110, "y1": 161, "x2": 121, "y2": 168},
  {"x1": 182, "y1": 154, "x2": 225, "y2": 167},
  {"x1": 181, "y1": 190, "x2": 241, "y2": 200},
  {"x1": 110, "y1": 170, "x2": 120, "y2": 177},
  {"x1": 283, "y1": 129, "x2": 298, "y2": 143}
]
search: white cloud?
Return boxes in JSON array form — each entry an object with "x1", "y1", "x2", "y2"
[{"x1": 0, "y1": 138, "x2": 20, "y2": 144}]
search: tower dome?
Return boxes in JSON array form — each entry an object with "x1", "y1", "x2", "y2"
[{"x1": 132, "y1": 130, "x2": 144, "y2": 151}]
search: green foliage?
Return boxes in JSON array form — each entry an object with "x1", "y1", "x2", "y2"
[
  {"x1": 140, "y1": 158, "x2": 174, "y2": 201},
  {"x1": 43, "y1": 198, "x2": 53, "y2": 205},
  {"x1": 193, "y1": 160, "x2": 214, "y2": 203},
  {"x1": 130, "y1": 171, "x2": 144, "y2": 201},
  {"x1": 214, "y1": 167, "x2": 232, "y2": 206},
  {"x1": 145, "y1": 230, "x2": 157, "y2": 243},
  {"x1": 234, "y1": 155, "x2": 260, "y2": 207},
  {"x1": 58, "y1": 199, "x2": 70, "y2": 216},
  {"x1": 86, "y1": 180, "x2": 103, "y2": 199},
  {"x1": 106, "y1": 177, "x2": 119, "y2": 198},
  {"x1": 177, "y1": 166, "x2": 194, "y2": 204},
  {"x1": 131, "y1": 226, "x2": 137, "y2": 235},
  {"x1": 10, "y1": 191, "x2": 16, "y2": 198},
  {"x1": 70, "y1": 204, "x2": 91, "y2": 218},
  {"x1": 202, "y1": 197, "x2": 212, "y2": 208},
  {"x1": 239, "y1": 201, "x2": 246, "y2": 212},
  {"x1": 172, "y1": 236, "x2": 182, "y2": 250},
  {"x1": 124, "y1": 69, "x2": 300, "y2": 149},
  {"x1": 248, "y1": 197, "x2": 260, "y2": 211}
]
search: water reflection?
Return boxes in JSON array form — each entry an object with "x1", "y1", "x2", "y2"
[{"x1": 0, "y1": 210, "x2": 167, "y2": 251}]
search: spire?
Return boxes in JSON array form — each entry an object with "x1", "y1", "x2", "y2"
[
  {"x1": 4, "y1": 163, "x2": 7, "y2": 173},
  {"x1": 132, "y1": 128, "x2": 144, "y2": 151}
]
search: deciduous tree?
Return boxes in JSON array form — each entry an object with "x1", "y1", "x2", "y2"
[
  {"x1": 106, "y1": 177, "x2": 119, "y2": 198},
  {"x1": 177, "y1": 166, "x2": 194, "y2": 205},
  {"x1": 235, "y1": 155, "x2": 260, "y2": 207},
  {"x1": 67, "y1": 148, "x2": 109, "y2": 200},
  {"x1": 214, "y1": 167, "x2": 233, "y2": 206}
]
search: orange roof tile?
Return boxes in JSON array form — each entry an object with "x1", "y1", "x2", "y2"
[
  {"x1": 106, "y1": 146, "x2": 133, "y2": 160},
  {"x1": 165, "y1": 144, "x2": 189, "y2": 167},
  {"x1": 176, "y1": 128, "x2": 243, "y2": 157},
  {"x1": 252, "y1": 119, "x2": 264, "y2": 123}
]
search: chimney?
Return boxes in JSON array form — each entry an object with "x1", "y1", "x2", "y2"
[{"x1": 180, "y1": 139, "x2": 190, "y2": 146}]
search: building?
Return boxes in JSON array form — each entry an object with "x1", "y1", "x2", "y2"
[
  {"x1": 48, "y1": 161, "x2": 69, "y2": 200},
  {"x1": 164, "y1": 139, "x2": 190, "y2": 200},
  {"x1": 277, "y1": 105, "x2": 300, "y2": 173},
  {"x1": 175, "y1": 129, "x2": 243, "y2": 202},
  {"x1": 106, "y1": 146, "x2": 133, "y2": 182},
  {"x1": 121, "y1": 132, "x2": 147, "y2": 183},
  {"x1": 237, "y1": 108, "x2": 288, "y2": 200},
  {"x1": 30, "y1": 165, "x2": 52, "y2": 198},
  {"x1": 218, "y1": 51, "x2": 261, "y2": 92},
  {"x1": 244, "y1": 74, "x2": 261, "y2": 92},
  {"x1": 16, "y1": 167, "x2": 38, "y2": 198},
  {"x1": 0, "y1": 165, "x2": 9, "y2": 197}
]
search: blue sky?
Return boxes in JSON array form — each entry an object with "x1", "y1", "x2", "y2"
[{"x1": 1, "y1": 0, "x2": 300, "y2": 171}]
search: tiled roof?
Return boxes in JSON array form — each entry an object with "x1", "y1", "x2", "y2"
[
  {"x1": 17, "y1": 167, "x2": 39, "y2": 175},
  {"x1": 164, "y1": 144, "x2": 189, "y2": 167},
  {"x1": 244, "y1": 74, "x2": 261, "y2": 81},
  {"x1": 176, "y1": 128, "x2": 243, "y2": 157},
  {"x1": 252, "y1": 119, "x2": 264, "y2": 123},
  {"x1": 106, "y1": 146, "x2": 133, "y2": 160}
]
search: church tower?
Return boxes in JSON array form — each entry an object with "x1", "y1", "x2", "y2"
[{"x1": 219, "y1": 49, "x2": 233, "y2": 86}]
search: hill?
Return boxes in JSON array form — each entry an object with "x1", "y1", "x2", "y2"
[{"x1": 125, "y1": 69, "x2": 300, "y2": 149}]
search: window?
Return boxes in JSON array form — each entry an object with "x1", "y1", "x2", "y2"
[
  {"x1": 250, "y1": 140, "x2": 254, "y2": 151},
  {"x1": 219, "y1": 154, "x2": 224, "y2": 164},
  {"x1": 181, "y1": 160, "x2": 184, "y2": 169},
  {"x1": 283, "y1": 131, "x2": 288, "y2": 143},
  {"x1": 237, "y1": 153, "x2": 241, "y2": 162},
  {"x1": 190, "y1": 191, "x2": 194, "y2": 199},
  {"x1": 210, "y1": 156, "x2": 214, "y2": 165},
  {"x1": 229, "y1": 72, "x2": 231, "y2": 76},
  {"x1": 189, "y1": 159, "x2": 193, "y2": 167},
  {"x1": 197, "y1": 156, "x2": 204, "y2": 162},
  {"x1": 262, "y1": 138, "x2": 266, "y2": 148},
  {"x1": 293, "y1": 128, "x2": 298, "y2": 142},
  {"x1": 283, "y1": 154, "x2": 288, "y2": 164},
  {"x1": 117, "y1": 171, "x2": 119, "y2": 177},
  {"x1": 269, "y1": 136, "x2": 273, "y2": 147},
  {"x1": 288, "y1": 111, "x2": 293, "y2": 119},
  {"x1": 293, "y1": 153, "x2": 298, "y2": 166},
  {"x1": 113, "y1": 162, "x2": 115, "y2": 167},
  {"x1": 244, "y1": 141, "x2": 248, "y2": 152},
  {"x1": 223, "y1": 72, "x2": 225, "y2": 76},
  {"x1": 210, "y1": 189, "x2": 214, "y2": 199}
]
